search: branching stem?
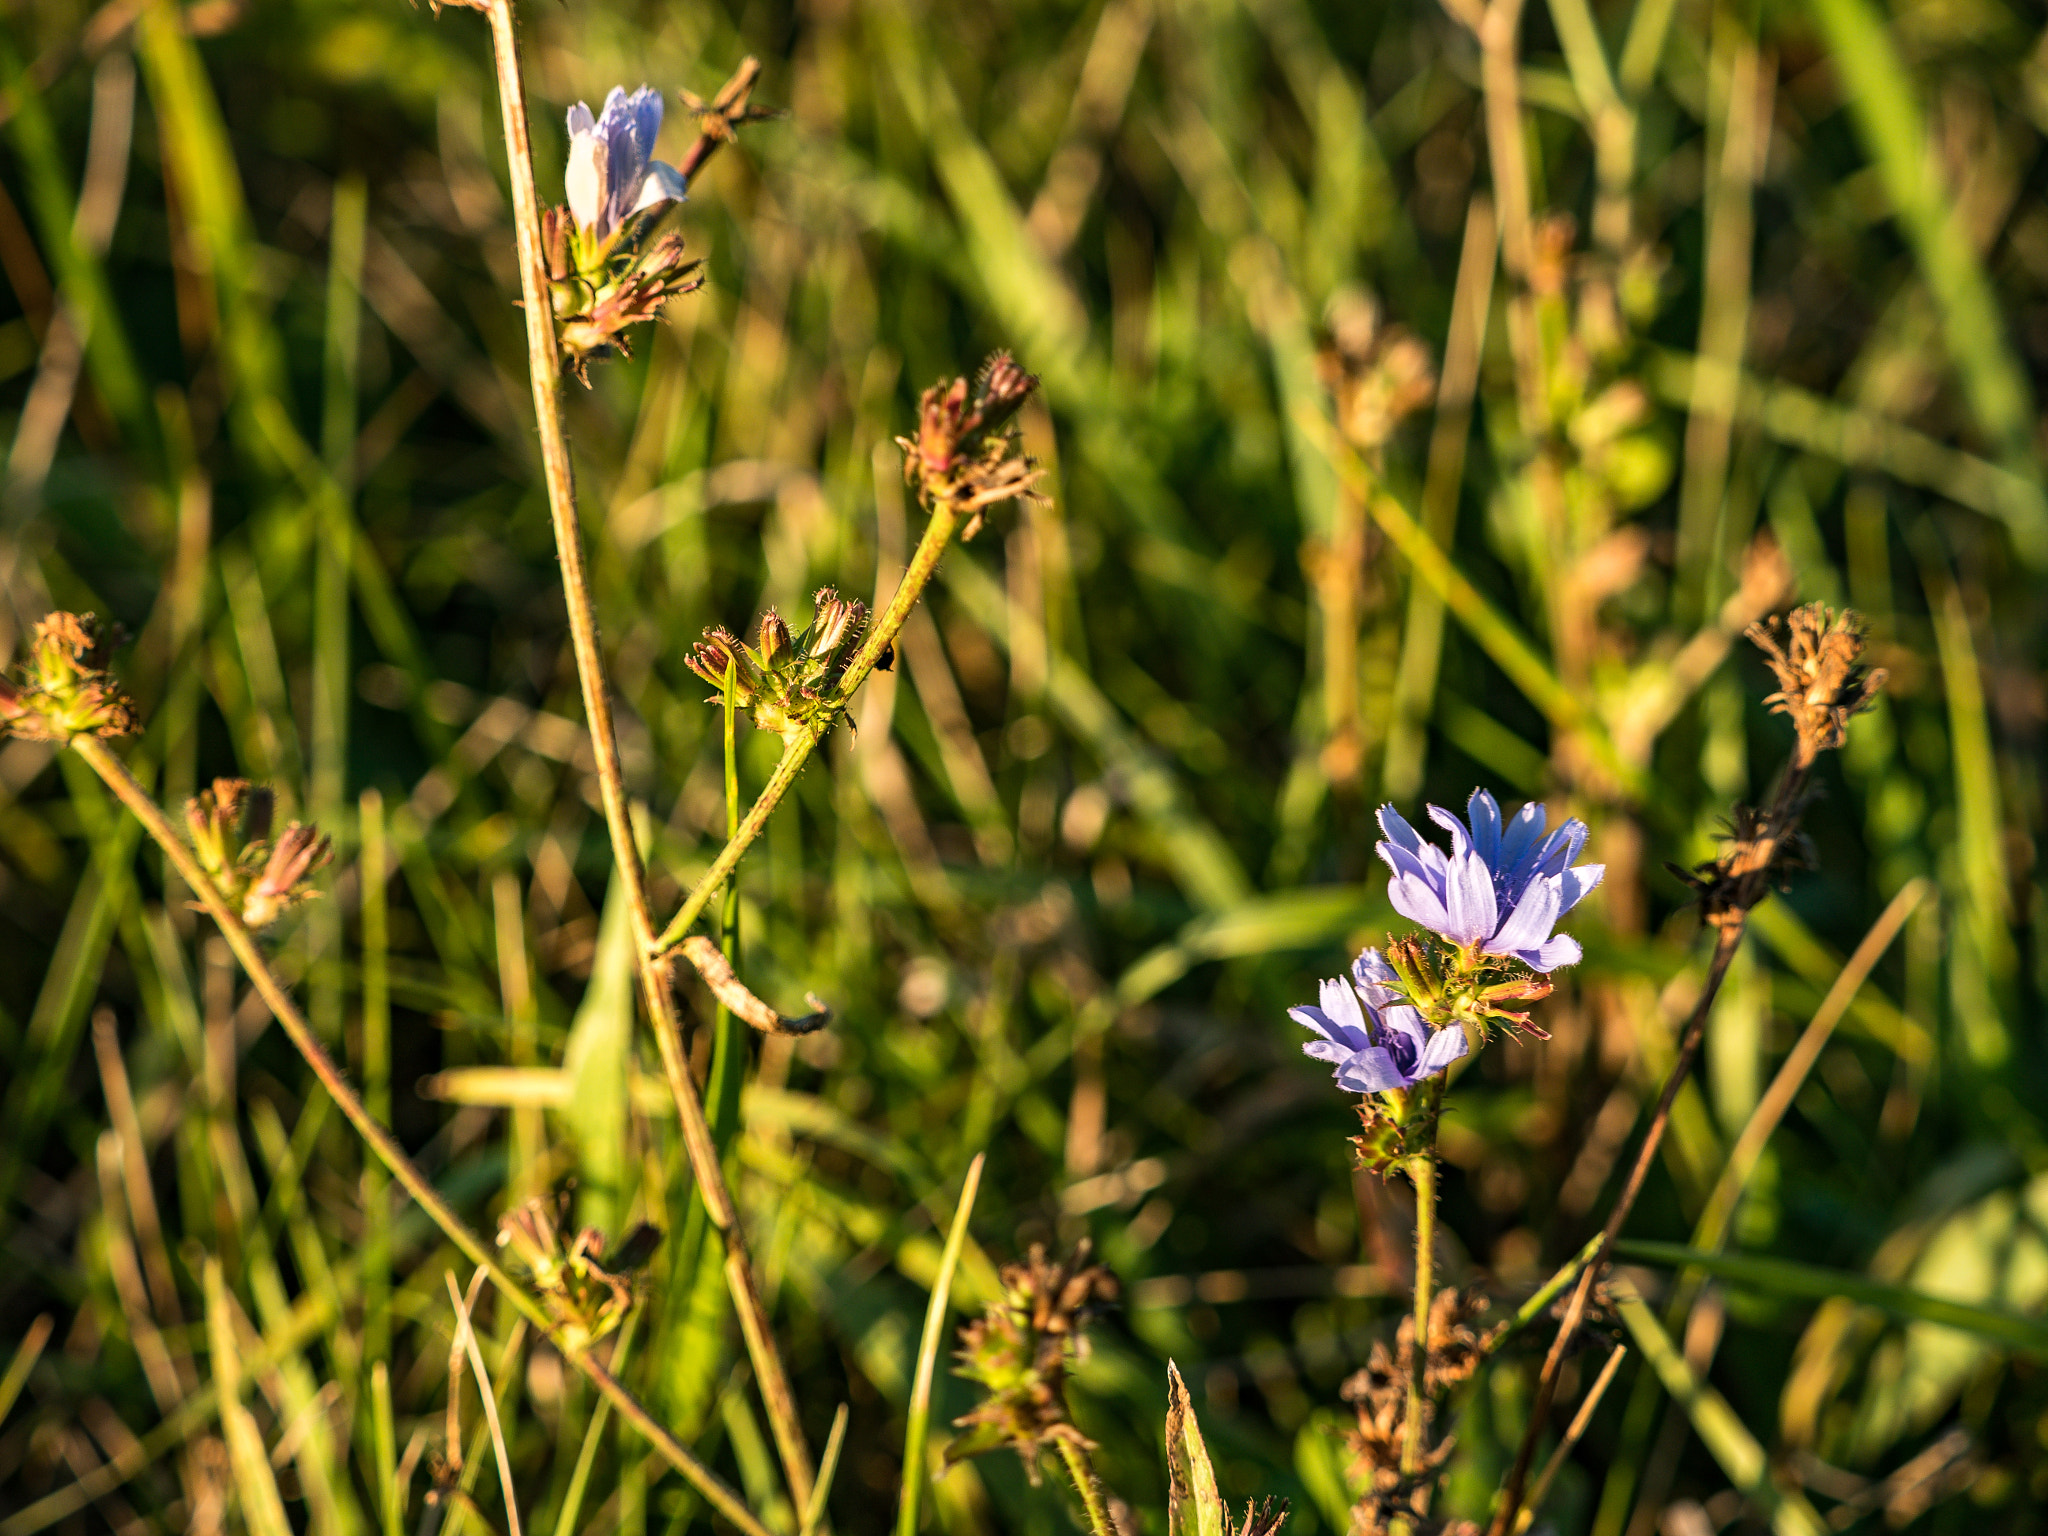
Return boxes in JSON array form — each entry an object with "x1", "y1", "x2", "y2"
[
  {"x1": 461, "y1": 0, "x2": 818, "y2": 1512},
  {"x1": 68, "y1": 737, "x2": 773, "y2": 1536}
]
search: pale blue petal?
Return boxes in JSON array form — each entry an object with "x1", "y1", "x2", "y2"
[
  {"x1": 1427, "y1": 803, "x2": 1474, "y2": 857},
  {"x1": 567, "y1": 101, "x2": 596, "y2": 136},
  {"x1": 1386, "y1": 871, "x2": 1452, "y2": 934},
  {"x1": 1467, "y1": 789, "x2": 1502, "y2": 866},
  {"x1": 1517, "y1": 933, "x2": 1584, "y2": 973},
  {"x1": 1376, "y1": 803, "x2": 1426, "y2": 854},
  {"x1": 1442, "y1": 848, "x2": 1498, "y2": 945},
  {"x1": 1556, "y1": 863, "x2": 1604, "y2": 915},
  {"x1": 1420, "y1": 1024, "x2": 1469, "y2": 1074},
  {"x1": 1498, "y1": 801, "x2": 1546, "y2": 873},
  {"x1": 1337, "y1": 1047, "x2": 1407, "y2": 1094},
  {"x1": 1320, "y1": 977, "x2": 1369, "y2": 1041},
  {"x1": 1488, "y1": 876, "x2": 1561, "y2": 956}
]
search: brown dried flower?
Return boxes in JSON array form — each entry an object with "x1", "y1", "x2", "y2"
[
  {"x1": 897, "y1": 352, "x2": 1045, "y2": 538},
  {"x1": 1668, "y1": 603, "x2": 1886, "y2": 922},
  {"x1": 946, "y1": 1240, "x2": 1119, "y2": 1479},
  {"x1": 1746, "y1": 604, "x2": 1887, "y2": 767},
  {"x1": 1338, "y1": 1288, "x2": 1502, "y2": 1536}
]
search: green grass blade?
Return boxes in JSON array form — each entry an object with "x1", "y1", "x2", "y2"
[
  {"x1": 896, "y1": 1152, "x2": 985, "y2": 1536},
  {"x1": 1611, "y1": 1278, "x2": 1828, "y2": 1536},
  {"x1": 1617, "y1": 1241, "x2": 2048, "y2": 1355}
]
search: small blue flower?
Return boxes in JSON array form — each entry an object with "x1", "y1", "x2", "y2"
[
  {"x1": 1375, "y1": 789, "x2": 1602, "y2": 972},
  {"x1": 565, "y1": 86, "x2": 689, "y2": 242},
  {"x1": 1291, "y1": 948, "x2": 1468, "y2": 1094}
]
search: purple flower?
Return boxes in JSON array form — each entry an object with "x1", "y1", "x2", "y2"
[
  {"x1": 1375, "y1": 789, "x2": 1602, "y2": 972},
  {"x1": 565, "y1": 87, "x2": 689, "y2": 242},
  {"x1": 1291, "y1": 948, "x2": 1468, "y2": 1094}
]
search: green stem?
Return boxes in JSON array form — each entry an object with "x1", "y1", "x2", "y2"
[
  {"x1": 651, "y1": 499, "x2": 961, "y2": 956},
  {"x1": 1054, "y1": 1436, "x2": 1117, "y2": 1536},
  {"x1": 1402, "y1": 1150, "x2": 1437, "y2": 1478}
]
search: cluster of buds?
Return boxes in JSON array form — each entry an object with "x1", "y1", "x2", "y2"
[
  {"x1": 1384, "y1": 934, "x2": 1555, "y2": 1047},
  {"x1": 0, "y1": 612, "x2": 137, "y2": 743},
  {"x1": 683, "y1": 587, "x2": 868, "y2": 744},
  {"x1": 497, "y1": 1194, "x2": 659, "y2": 1354},
  {"x1": 946, "y1": 1240, "x2": 1119, "y2": 1479},
  {"x1": 184, "y1": 780, "x2": 333, "y2": 929},
  {"x1": 1338, "y1": 1288, "x2": 1501, "y2": 1536},
  {"x1": 542, "y1": 86, "x2": 704, "y2": 381},
  {"x1": 1319, "y1": 291, "x2": 1437, "y2": 455},
  {"x1": 898, "y1": 353, "x2": 1044, "y2": 538}
]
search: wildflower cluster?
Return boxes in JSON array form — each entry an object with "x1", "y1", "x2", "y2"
[
  {"x1": 683, "y1": 586, "x2": 869, "y2": 744},
  {"x1": 1291, "y1": 790, "x2": 1601, "y2": 1172},
  {"x1": 899, "y1": 352, "x2": 1044, "y2": 537},
  {"x1": 0, "y1": 611, "x2": 136, "y2": 743},
  {"x1": 543, "y1": 86, "x2": 703, "y2": 379},
  {"x1": 497, "y1": 1194, "x2": 660, "y2": 1354},
  {"x1": 946, "y1": 1241, "x2": 1118, "y2": 1479},
  {"x1": 184, "y1": 779, "x2": 333, "y2": 930}
]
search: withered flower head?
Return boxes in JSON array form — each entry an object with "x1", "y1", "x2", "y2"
[
  {"x1": 183, "y1": 780, "x2": 329, "y2": 930},
  {"x1": 945, "y1": 1240, "x2": 1119, "y2": 1480},
  {"x1": 1, "y1": 612, "x2": 137, "y2": 743},
  {"x1": 682, "y1": 588, "x2": 869, "y2": 743},
  {"x1": 497, "y1": 1192, "x2": 658, "y2": 1354},
  {"x1": 1338, "y1": 1288, "x2": 1502, "y2": 1536},
  {"x1": 1746, "y1": 604, "x2": 1887, "y2": 765},
  {"x1": 896, "y1": 352, "x2": 1046, "y2": 538}
]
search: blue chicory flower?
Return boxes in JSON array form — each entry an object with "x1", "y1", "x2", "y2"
[
  {"x1": 1375, "y1": 789, "x2": 1603, "y2": 972},
  {"x1": 565, "y1": 86, "x2": 689, "y2": 243},
  {"x1": 1291, "y1": 948, "x2": 1469, "y2": 1094}
]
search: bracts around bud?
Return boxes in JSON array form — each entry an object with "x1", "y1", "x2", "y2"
[
  {"x1": 897, "y1": 352, "x2": 1047, "y2": 539},
  {"x1": 683, "y1": 586, "x2": 871, "y2": 744}
]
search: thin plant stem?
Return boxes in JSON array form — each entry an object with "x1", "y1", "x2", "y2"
[
  {"x1": 802, "y1": 1405, "x2": 850, "y2": 1536},
  {"x1": 897, "y1": 1154, "x2": 986, "y2": 1536},
  {"x1": 446, "y1": 1271, "x2": 524, "y2": 1536},
  {"x1": 463, "y1": 0, "x2": 820, "y2": 1509},
  {"x1": 652, "y1": 499, "x2": 962, "y2": 957},
  {"x1": 550, "y1": 1309, "x2": 639, "y2": 1536},
  {"x1": 1401, "y1": 1151, "x2": 1436, "y2": 1477},
  {"x1": 66, "y1": 736, "x2": 776, "y2": 1536},
  {"x1": 1515, "y1": 1344, "x2": 1628, "y2": 1533},
  {"x1": 1054, "y1": 1436, "x2": 1117, "y2": 1536}
]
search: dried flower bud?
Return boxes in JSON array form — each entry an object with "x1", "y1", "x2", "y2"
[
  {"x1": 497, "y1": 1193, "x2": 655, "y2": 1353},
  {"x1": 1338, "y1": 1287, "x2": 1503, "y2": 1536},
  {"x1": 1320, "y1": 291, "x2": 1437, "y2": 454},
  {"x1": 1, "y1": 612, "x2": 138, "y2": 743},
  {"x1": 946, "y1": 1240, "x2": 1118, "y2": 1478},
  {"x1": 1747, "y1": 604, "x2": 1887, "y2": 765},
  {"x1": 756, "y1": 609, "x2": 792, "y2": 667},
  {"x1": 182, "y1": 779, "x2": 328, "y2": 930},
  {"x1": 241, "y1": 823, "x2": 333, "y2": 929},
  {"x1": 896, "y1": 352, "x2": 1047, "y2": 537}
]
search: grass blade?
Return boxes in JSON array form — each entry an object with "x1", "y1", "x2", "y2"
[{"x1": 896, "y1": 1152, "x2": 986, "y2": 1536}]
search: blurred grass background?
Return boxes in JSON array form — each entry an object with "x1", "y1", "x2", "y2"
[{"x1": 2, "y1": 0, "x2": 2047, "y2": 1530}]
